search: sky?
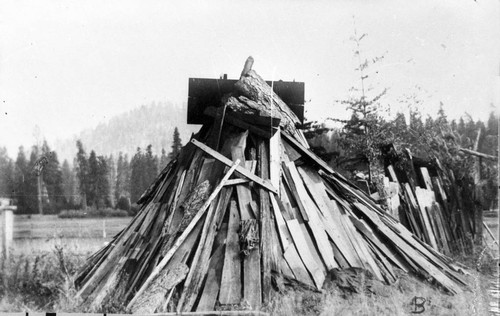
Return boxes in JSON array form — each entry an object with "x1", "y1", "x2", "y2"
[{"x1": 0, "y1": 0, "x2": 498, "y2": 157}]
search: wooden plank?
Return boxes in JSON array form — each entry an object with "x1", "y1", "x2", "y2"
[
  {"x1": 365, "y1": 239, "x2": 397, "y2": 283},
  {"x1": 192, "y1": 138, "x2": 277, "y2": 194},
  {"x1": 414, "y1": 187, "x2": 438, "y2": 249},
  {"x1": 281, "y1": 162, "x2": 308, "y2": 221},
  {"x1": 430, "y1": 203, "x2": 451, "y2": 254},
  {"x1": 286, "y1": 219, "x2": 325, "y2": 288},
  {"x1": 386, "y1": 164, "x2": 398, "y2": 182},
  {"x1": 219, "y1": 200, "x2": 242, "y2": 305},
  {"x1": 483, "y1": 221, "x2": 499, "y2": 245},
  {"x1": 258, "y1": 140, "x2": 272, "y2": 304},
  {"x1": 349, "y1": 216, "x2": 408, "y2": 273},
  {"x1": 281, "y1": 136, "x2": 301, "y2": 162},
  {"x1": 227, "y1": 130, "x2": 261, "y2": 309},
  {"x1": 76, "y1": 203, "x2": 152, "y2": 300},
  {"x1": 419, "y1": 167, "x2": 434, "y2": 191},
  {"x1": 224, "y1": 178, "x2": 251, "y2": 186},
  {"x1": 129, "y1": 220, "x2": 204, "y2": 313},
  {"x1": 298, "y1": 222, "x2": 329, "y2": 272},
  {"x1": 236, "y1": 184, "x2": 255, "y2": 220},
  {"x1": 138, "y1": 158, "x2": 176, "y2": 204},
  {"x1": 353, "y1": 202, "x2": 464, "y2": 293},
  {"x1": 196, "y1": 244, "x2": 226, "y2": 311},
  {"x1": 285, "y1": 164, "x2": 337, "y2": 270},
  {"x1": 280, "y1": 131, "x2": 334, "y2": 174},
  {"x1": 196, "y1": 158, "x2": 216, "y2": 185},
  {"x1": 270, "y1": 194, "x2": 313, "y2": 286},
  {"x1": 432, "y1": 176, "x2": 447, "y2": 201},
  {"x1": 243, "y1": 237, "x2": 262, "y2": 309},
  {"x1": 269, "y1": 127, "x2": 281, "y2": 191},
  {"x1": 215, "y1": 187, "x2": 234, "y2": 230},
  {"x1": 336, "y1": 211, "x2": 385, "y2": 281},
  {"x1": 171, "y1": 149, "x2": 204, "y2": 205},
  {"x1": 179, "y1": 183, "x2": 233, "y2": 312},
  {"x1": 297, "y1": 167, "x2": 363, "y2": 268},
  {"x1": 403, "y1": 183, "x2": 426, "y2": 241},
  {"x1": 127, "y1": 160, "x2": 241, "y2": 309}
]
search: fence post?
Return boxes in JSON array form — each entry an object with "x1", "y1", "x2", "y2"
[{"x1": 1, "y1": 209, "x2": 14, "y2": 260}]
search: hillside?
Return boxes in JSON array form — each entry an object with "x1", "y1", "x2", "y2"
[{"x1": 55, "y1": 102, "x2": 200, "y2": 162}]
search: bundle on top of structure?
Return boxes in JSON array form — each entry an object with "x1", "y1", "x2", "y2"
[{"x1": 75, "y1": 57, "x2": 468, "y2": 313}]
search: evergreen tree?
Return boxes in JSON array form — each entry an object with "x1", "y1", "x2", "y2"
[
  {"x1": 0, "y1": 147, "x2": 14, "y2": 197},
  {"x1": 130, "y1": 147, "x2": 145, "y2": 203},
  {"x1": 61, "y1": 159, "x2": 77, "y2": 208},
  {"x1": 75, "y1": 140, "x2": 89, "y2": 209},
  {"x1": 159, "y1": 148, "x2": 169, "y2": 170},
  {"x1": 87, "y1": 150, "x2": 98, "y2": 208},
  {"x1": 457, "y1": 117, "x2": 466, "y2": 135},
  {"x1": 28, "y1": 146, "x2": 42, "y2": 214},
  {"x1": 41, "y1": 140, "x2": 65, "y2": 213},
  {"x1": 486, "y1": 111, "x2": 498, "y2": 136},
  {"x1": 168, "y1": 127, "x2": 182, "y2": 160},
  {"x1": 14, "y1": 146, "x2": 30, "y2": 213},
  {"x1": 107, "y1": 155, "x2": 116, "y2": 207},
  {"x1": 115, "y1": 152, "x2": 131, "y2": 203},
  {"x1": 450, "y1": 119, "x2": 457, "y2": 132},
  {"x1": 337, "y1": 26, "x2": 388, "y2": 181},
  {"x1": 145, "y1": 144, "x2": 158, "y2": 184},
  {"x1": 96, "y1": 156, "x2": 111, "y2": 208}
]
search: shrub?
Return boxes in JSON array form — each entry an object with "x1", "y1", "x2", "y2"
[
  {"x1": 58, "y1": 208, "x2": 129, "y2": 219},
  {"x1": 116, "y1": 196, "x2": 131, "y2": 212},
  {"x1": 0, "y1": 246, "x2": 86, "y2": 311}
]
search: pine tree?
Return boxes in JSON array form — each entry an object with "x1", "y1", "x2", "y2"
[
  {"x1": 41, "y1": 140, "x2": 65, "y2": 213},
  {"x1": 87, "y1": 150, "x2": 99, "y2": 208},
  {"x1": 115, "y1": 152, "x2": 131, "y2": 203},
  {"x1": 61, "y1": 159, "x2": 77, "y2": 208},
  {"x1": 159, "y1": 148, "x2": 169, "y2": 170},
  {"x1": 145, "y1": 144, "x2": 158, "y2": 185},
  {"x1": 107, "y1": 155, "x2": 116, "y2": 207},
  {"x1": 486, "y1": 111, "x2": 498, "y2": 136},
  {"x1": 75, "y1": 140, "x2": 89, "y2": 209},
  {"x1": 14, "y1": 147, "x2": 29, "y2": 213},
  {"x1": 28, "y1": 146, "x2": 42, "y2": 214},
  {"x1": 168, "y1": 127, "x2": 182, "y2": 160},
  {"x1": 96, "y1": 156, "x2": 110, "y2": 208},
  {"x1": 0, "y1": 147, "x2": 14, "y2": 197},
  {"x1": 130, "y1": 147, "x2": 145, "y2": 203},
  {"x1": 337, "y1": 25, "x2": 388, "y2": 182}
]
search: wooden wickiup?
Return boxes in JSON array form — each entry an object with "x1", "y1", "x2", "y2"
[{"x1": 75, "y1": 57, "x2": 469, "y2": 313}]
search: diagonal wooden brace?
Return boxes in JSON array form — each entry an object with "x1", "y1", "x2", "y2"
[{"x1": 191, "y1": 139, "x2": 278, "y2": 194}]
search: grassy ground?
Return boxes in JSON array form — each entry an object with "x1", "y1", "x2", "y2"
[
  {"x1": 1, "y1": 214, "x2": 498, "y2": 315},
  {"x1": 13, "y1": 214, "x2": 130, "y2": 240}
]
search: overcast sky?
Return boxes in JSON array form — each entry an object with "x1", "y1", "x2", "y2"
[{"x1": 1, "y1": 0, "x2": 498, "y2": 157}]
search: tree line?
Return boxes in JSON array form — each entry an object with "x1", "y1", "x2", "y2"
[
  {"x1": 303, "y1": 27, "x2": 498, "y2": 208},
  {"x1": 0, "y1": 127, "x2": 183, "y2": 214}
]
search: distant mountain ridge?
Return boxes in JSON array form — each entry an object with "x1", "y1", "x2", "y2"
[{"x1": 55, "y1": 102, "x2": 200, "y2": 162}]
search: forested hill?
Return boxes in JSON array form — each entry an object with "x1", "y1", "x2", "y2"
[{"x1": 55, "y1": 102, "x2": 200, "y2": 162}]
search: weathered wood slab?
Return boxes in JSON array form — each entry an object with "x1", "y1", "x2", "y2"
[
  {"x1": 286, "y1": 219, "x2": 325, "y2": 288},
  {"x1": 219, "y1": 200, "x2": 242, "y2": 305},
  {"x1": 270, "y1": 194, "x2": 314, "y2": 286},
  {"x1": 196, "y1": 244, "x2": 226, "y2": 311},
  {"x1": 258, "y1": 140, "x2": 272, "y2": 304}
]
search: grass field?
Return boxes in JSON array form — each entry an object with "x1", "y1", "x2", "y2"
[
  {"x1": 1, "y1": 213, "x2": 498, "y2": 315},
  {"x1": 10, "y1": 215, "x2": 131, "y2": 255}
]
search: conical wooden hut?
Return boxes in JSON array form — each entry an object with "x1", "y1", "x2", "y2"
[{"x1": 75, "y1": 57, "x2": 468, "y2": 313}]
